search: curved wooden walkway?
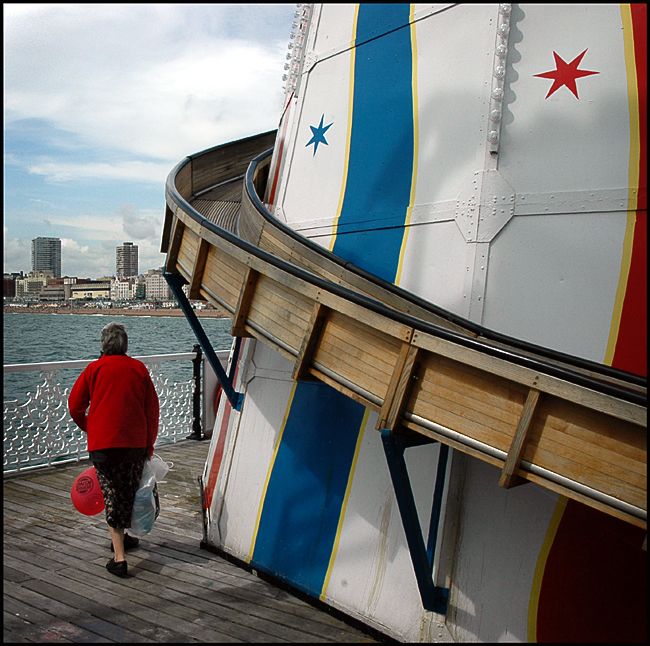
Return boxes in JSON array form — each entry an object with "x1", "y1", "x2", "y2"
[
  {"x1": 161, "y1": 132, "x2": 646, "y2": 529},
  {"x1": 3, "y1": 440, "x2": 385, "y2": 643}
]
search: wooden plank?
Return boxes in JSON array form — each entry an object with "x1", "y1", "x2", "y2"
[
  {"x1": 529, "y1": 443, "x2": 646, "y2": 506},
  {"x1": 164, "y1": 216, "x2": 185, "y2": 273},
  {"x1": 499, "y1": 388, "x2": 542, "y2": 488},
  {"x1": 249, "y1": 287, "x2": 312, "y2": 336},
  {"x1": 189, "y1": 237, "x2": 210, "y2": 299},
  {"x1": 530, "y1": 397, "x2": 646, "y2": 462},
  {"x1": 317, "y1": 320, "x2": 398, "y2": 373},
  {"x1": 3, "y1": 441, "x2": 381, "y2": 644},
  {"x1": 378, "y1": 343, "x2": 420, "y2": 431},
  {"x1": 414, "y1": 365, "x2": 522, "y2": 431},
  {"x1": 412, "y1": 396, "x2": 514, "y2": 453},
  {"x1": 412, "y1": 331, "x2": 645, "y2": 427},
  {"x1": 231, "y1": 267, "x2": 259, "y2": 337},
  {"x1": 256, "y1": 275, "x2": 314, "y2": 324},
  {"x1": 160, "y1": 205, "x2": 174, "y2": 254},
  {"x1": 293, "y1": 302, "x2": 329, "y2": 381},
  {"x1": 246, "y1": 304, "x2": 305, "y2": 353},
  {"x1": 315, "y1": 335, "x2": 395, "y2": 398}
]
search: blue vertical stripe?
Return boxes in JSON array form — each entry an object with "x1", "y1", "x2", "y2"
[
  {"x1": 251, "y1": 383, "x2": 365, "y2": 595},
  {"x1": 251, "y1": 4, "x2": 415, "y2": 596},
  {"x1": 333, "y1": 4, "x2": 414, "y2": 282}
]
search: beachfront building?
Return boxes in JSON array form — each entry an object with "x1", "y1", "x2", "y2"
[
  {"x1": 69, "y1": 280, "x2": 111, "y2": 301},
  {"x1": 15, "y1": 271, "x2": 53, "y2": 301},
  {"x1": 3, "y1": 272, "x2": 23, "y2": 298},
  {"x1": 116, "y1": 242, "x2": 138, "y2": 278},
  {"x1": 144, "y1": 268, "x2": 170, "y2": 301},
  {"x1": 110, "y1": 276, "x2": 139, "y2": 301},
  {"x1": 36, "y1": 276, "x2": 67, "y2": 303},
  {"x1": 31, "y1": 237, "x2": 61, "y2": 278},
  {"x1": 39, "y1": 284, "x2": 66, "y2": 303}
]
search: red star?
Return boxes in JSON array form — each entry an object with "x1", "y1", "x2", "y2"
[{"x1": 534, "y1": 49, "x2": 599, "y2": 99}]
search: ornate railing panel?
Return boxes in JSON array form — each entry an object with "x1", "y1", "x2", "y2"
[{"x1": 3, "y1": 350, "x2": 228, "y2": 475}]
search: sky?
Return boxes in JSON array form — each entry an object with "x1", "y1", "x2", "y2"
[{"x1": 3, "y1": 3, "x2": 296, "y2": 278}]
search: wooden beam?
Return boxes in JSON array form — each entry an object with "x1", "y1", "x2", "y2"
[
  {"x1": 231, "y1": 267, "x2": 259, "y2": 337},
  {"x1": 189, "y1": 237, "x2": 210, "y2": 300},
  {"x1": 499, "y1": 388, "x2": 542, "y2": 488},
  {"x1": 377, "y1": 342, "x2": 420, "y2": 431},
  {"x1": 160, "y1": 205, "x2": 174, "y2": 253},
  {"x1": 293, "y1": 302, "x2": 329, "y2": 381},
  {"x1": 164, "y1": 216, "x2": 186, "y2": 273}
]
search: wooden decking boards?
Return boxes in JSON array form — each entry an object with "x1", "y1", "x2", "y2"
[{"x1": 3, "y1": 440, "x2": 384, "y2": 643}]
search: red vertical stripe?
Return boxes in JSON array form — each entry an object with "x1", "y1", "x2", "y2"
[
  {"x1": 631, "y1": 4, "x2": 646, "y2": 210},
  {"x1": 203, "y1": 347, "x2": 243, "y2": 510},
  {"x1": 612, "y1": 4, "x2": 647, "y2": 377}
]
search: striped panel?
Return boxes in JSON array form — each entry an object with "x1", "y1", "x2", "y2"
[{"x1": 250, "y1": 3, "x2": 416, "y2": 598}]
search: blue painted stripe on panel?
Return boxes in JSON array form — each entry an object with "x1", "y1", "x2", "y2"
[
  {"x1": 332, "y1": 3, "x2": 414, "y2": 283},
  {"x1": 251, "y1": 3, "x2": 415, "y2": 598},
  {"x1": 251, "y1": 381, "x2": 365, "y2": 596}
]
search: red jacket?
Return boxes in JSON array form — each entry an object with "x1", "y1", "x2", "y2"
[{"x1": 68, "y1": 354, "x2": 159, "y2": 453}]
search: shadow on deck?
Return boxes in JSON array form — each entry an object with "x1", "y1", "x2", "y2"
[{"x1": 3, "y1": 440, "x2": 385, "y2": 643}]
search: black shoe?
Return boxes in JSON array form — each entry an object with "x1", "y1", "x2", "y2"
[
  {"x1": 106, "y1": 558, "x2": 128, "y2": 578},
  {"x1": 110, "y1": 533, "x2": 140, "y2": 552}
]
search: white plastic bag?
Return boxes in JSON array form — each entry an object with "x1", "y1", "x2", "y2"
[
  {"x1": 149, "y1": 453, "x2": 171, "y2": 482},
  {"x1": 129, "y1": 454, "x2": 172, "y2": 537}
]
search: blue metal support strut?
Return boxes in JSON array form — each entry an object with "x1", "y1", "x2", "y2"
[
  {"x1": 380, "y1": 428, "x2": 449, "y2": 614},
  {"x1": 164, "y1": 271, "x2": 244, "y2": 411}
]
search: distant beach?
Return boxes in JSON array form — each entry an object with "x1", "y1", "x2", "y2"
[{"x1": 4, "y1": 305, "x2": 229, "y2": 318}]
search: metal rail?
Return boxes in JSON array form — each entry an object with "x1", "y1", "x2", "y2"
[{"x1": 3, "y1": 350, "x2": 228, "y2": 475}]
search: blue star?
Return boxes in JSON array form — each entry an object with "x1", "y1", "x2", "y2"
[{"x1": 305, "y1": 114, "x2": 333, "y2": 156}]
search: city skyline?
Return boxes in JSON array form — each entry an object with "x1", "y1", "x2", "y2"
[
  {"x1": 7, "y1": 236, "x2": 162, "y2": 280},
  {"x1": 4, "y1": 4, "x2": 296, "y2": 278}
]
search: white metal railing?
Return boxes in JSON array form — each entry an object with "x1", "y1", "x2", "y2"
[{"x1": 3, "y1": 350, "x2": 228, "y2": 475}]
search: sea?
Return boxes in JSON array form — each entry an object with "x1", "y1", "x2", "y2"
[{"x1": 3, "y1": 312, "x2": 234, "y2": 403}]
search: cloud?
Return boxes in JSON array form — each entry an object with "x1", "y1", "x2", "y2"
[
  {"x1": 121, "y1": 206, "x2": 161, "y2": 240},
  {"x1": 25, "y1": 160, "x2": 172, "y2": 185},
  {"x1": 4, "y1": 4, "x2": 289, "y2": 162},
  {"x1": 3, "y1": 3, "x2": 294, "y2": 278},
  {"x1": 3, "y1": 236, "x2": 31, "y2": 275}
]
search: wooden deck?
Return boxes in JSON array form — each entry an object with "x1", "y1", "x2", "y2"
[{"x1": 3, "y1": 440, "x2": 385, "y2": 643}]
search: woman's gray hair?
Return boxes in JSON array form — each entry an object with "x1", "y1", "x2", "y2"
[{"x1": 101, "y1": 322, "x2": 128, "y2": 355}]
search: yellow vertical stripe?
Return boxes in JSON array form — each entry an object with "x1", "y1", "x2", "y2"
[
  {"x1": 604, "y1": 4, "x2": 641, "y2": 365},
  {"x1": 319, "y1": 408, "x2": 369, "y2": 601},
  {"x1": 247, "y1": 381, "x2": 298, "y2": 561},
  {"x1": 329, "y1": 5, "x2": 359, "y2": 252},
  {"x1": 527, "y1": 497, "x2": 568, "y2": 642},
  {"x1": 395, "y1": 5, "x2": 419, "y2": 286}
]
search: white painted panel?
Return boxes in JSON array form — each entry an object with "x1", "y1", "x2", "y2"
[
  {"x1": 448, "y1": 459, "x2": 558, "y2": 643},
  {"x1": 482, "y1": 211, "x2": 628, "y2": 361},
  {"x1": 280, "y1": 49, "x2": 352, "y2": 248},
  {"x1": 398, "y1": 220, "x2": 470, "y2": 317},
  {"x1": 209, "y1": 342, "x2": 294, "y2": 560},
  {"x1": 323, "y1": 413, "x2": 450, "y2": 642},
  {"x1": 312, "y1": 4, "x2": 357, "y2": 56},
  {"x1": 499, "y1": 4, "x2": 630, "y2": 194},
  {"x1": 412, "y1": 3, "x2": 497, "y2": 207}
]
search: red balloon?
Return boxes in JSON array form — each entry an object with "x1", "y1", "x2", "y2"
[{"x1": 71, "y1": 466, "x2": 105, "y2": 516}]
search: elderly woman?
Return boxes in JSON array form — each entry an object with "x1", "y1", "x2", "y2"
[{"x1": 68, "y1": 322, "x2": 159, "y2": 577}]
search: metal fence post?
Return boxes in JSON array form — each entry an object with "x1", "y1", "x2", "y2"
[{"x1": 188, "y1": 344, "x2": 203, "y2": 440}]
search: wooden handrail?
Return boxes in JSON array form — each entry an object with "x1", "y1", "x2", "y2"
[{"x1": 162, "y1": 132, "x2": 647, "y2": 529}]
